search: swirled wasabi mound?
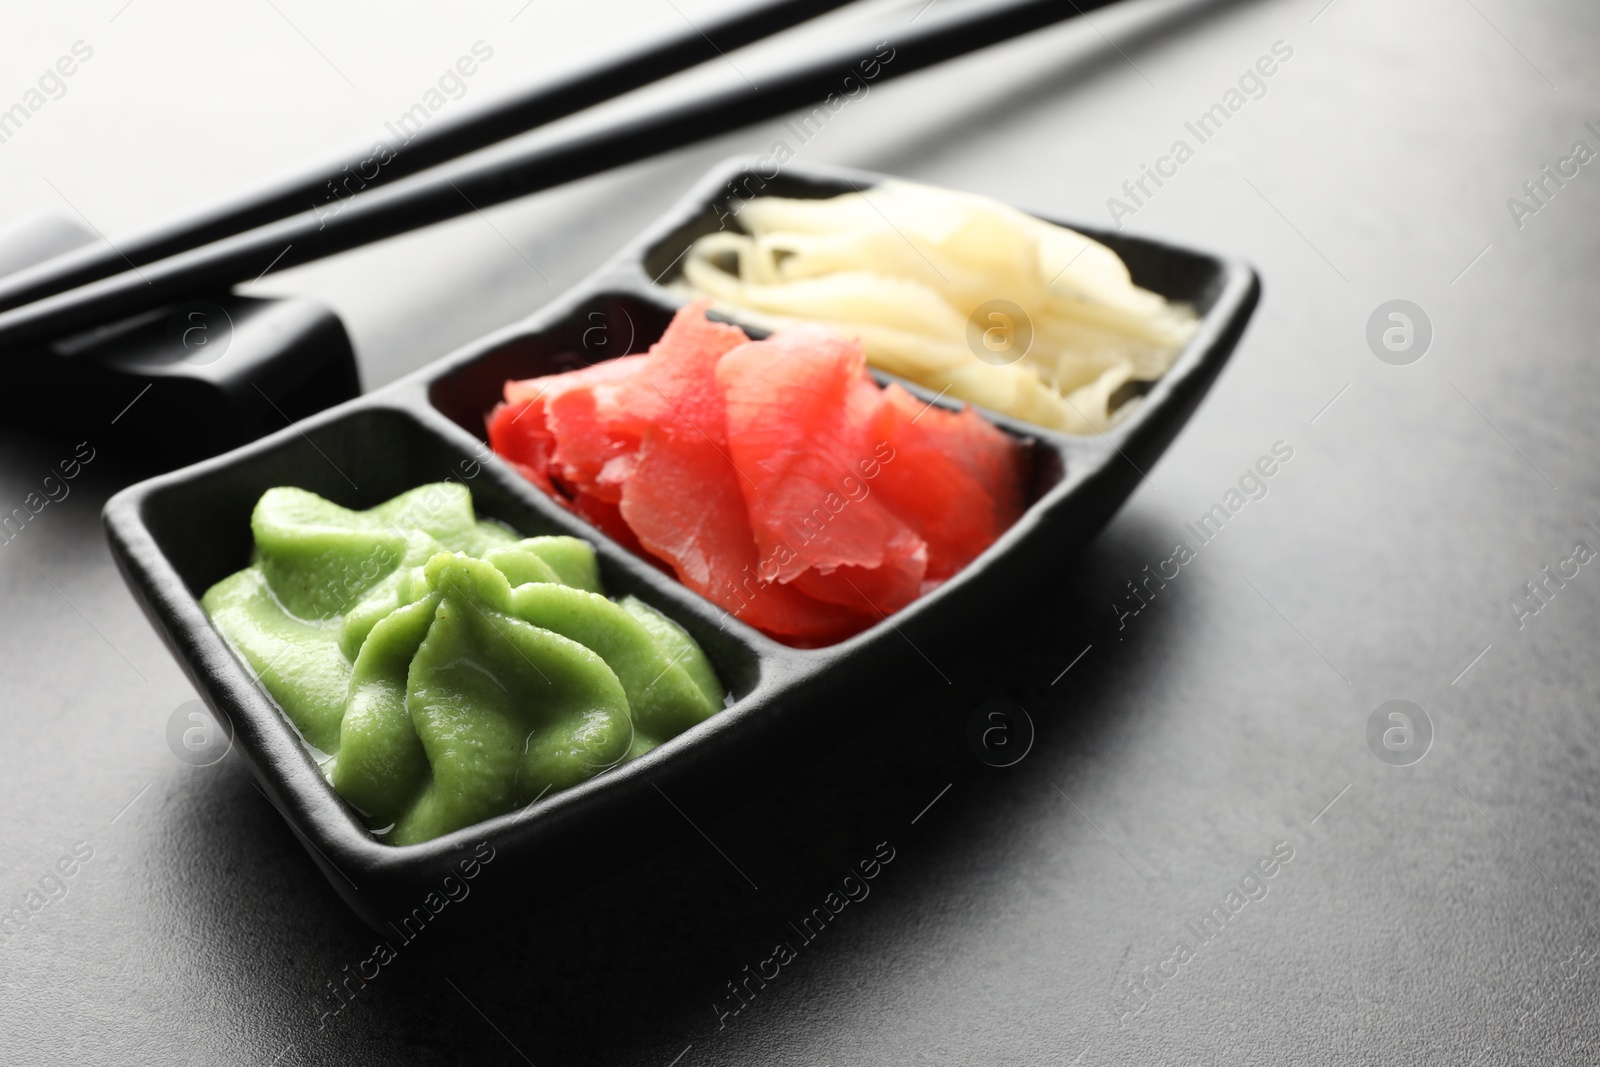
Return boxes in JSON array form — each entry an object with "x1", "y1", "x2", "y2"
[
  {"x1": 674, "y1": 179, "x2": 1198, "y2": 433},
  {"x1": 201, "y1": 482, "x2": 724, "y2": 845}
]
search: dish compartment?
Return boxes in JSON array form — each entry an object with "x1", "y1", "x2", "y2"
[
  {"x1": 629, "y1": 158, "x2": 1243, "y2": 446},
  {"x1": 106, "y1": 400, "x2": 784, "y2": 928}
]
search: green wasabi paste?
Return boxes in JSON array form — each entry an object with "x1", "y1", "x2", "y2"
[{"x1": 201, "y1": 482, "x2": 724, "y2": 845}]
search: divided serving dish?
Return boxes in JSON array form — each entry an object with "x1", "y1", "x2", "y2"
[{"x1": 103, "y1": 158, "x2": 1260, "y2": 929}]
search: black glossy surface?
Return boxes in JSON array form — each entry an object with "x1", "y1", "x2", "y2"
[{"x1": 5, "y1": 0, "x2": 1599, "y2": 1062}]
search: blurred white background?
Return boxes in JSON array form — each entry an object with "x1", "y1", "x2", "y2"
[
  {"x1": 0, "y1": 0, "x2": 938, "y2": 386},
  {"x1": 0, "y1": 0, "x2": 1592, "y2": 456}
]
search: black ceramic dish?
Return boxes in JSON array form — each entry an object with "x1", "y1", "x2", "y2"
[{"x1": 103, "y1": 158, "x2": 1259, "y2": 931}]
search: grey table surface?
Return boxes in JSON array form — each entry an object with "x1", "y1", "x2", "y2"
[{"x1": 3, "y1": 0, "x2": 1598, "y2": 1063}]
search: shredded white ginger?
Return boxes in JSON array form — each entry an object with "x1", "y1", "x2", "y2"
[{"x1": 672, "y1": 179, "x2": 1199, "y2": 433}]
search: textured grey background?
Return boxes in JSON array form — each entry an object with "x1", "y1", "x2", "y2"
[{"x1": 2, "y1": 0, "x2": 1598, "y2": 1063}]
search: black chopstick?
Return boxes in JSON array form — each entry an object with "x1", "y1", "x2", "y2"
[
  {"x1": 0, "y1": 0, "x2": 857, "y2": 317},
  {"x1": 0, "y1": 0, "x2": 1119, "y2": 355}
]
